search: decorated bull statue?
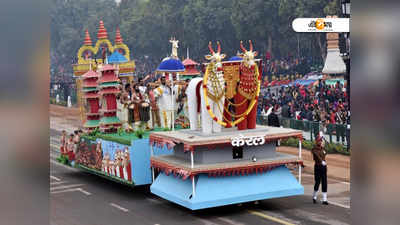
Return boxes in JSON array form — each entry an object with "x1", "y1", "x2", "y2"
[
  {"x1": 234, "y1": 40, "x2": 260, "y2": 130},
  {"x1": 186, "y1": 41, "x2": 226, "y2": 134}
]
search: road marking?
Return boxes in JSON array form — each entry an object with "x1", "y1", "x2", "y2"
[
  {"x1": 50, "y1": 181, "x2": 67, "y2": 186},
  {"x1": 76, "y1": 188, "x2": 91, "y2": 196},
  {"x1": 50, "y1": 184, "x2": 83, "y2": 191},
  {"x1": 247, "y1": 210, "x2": 295, "y2": 225},
  {"x1": 110, "y1": 203, "x2": 129, "y2": 212},
  {"x1": 51, "y1": 188, "x2": 91, "y2": 195},
  {"x1": 147, "y1": 197, "x2": 164, "y2": 204},
  {"x1": 328, "y1": 201, "x2": 350, "y2": 209},
  {"x1": 50, "y1": 175, "x2": 61, "y2": 181}
]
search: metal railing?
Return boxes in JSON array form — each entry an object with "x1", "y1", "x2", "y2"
[{"x1": 257, "y1": 115, "x2": 350, "y2": 147}]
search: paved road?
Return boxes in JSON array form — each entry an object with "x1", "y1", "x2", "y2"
[{"x1": 50, "y1": 127, "x2": 350, "y2": 225}]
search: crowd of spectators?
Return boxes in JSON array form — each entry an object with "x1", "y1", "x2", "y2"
[
  {"x1": 259, "y1": 80, "x2": 350, "y2": 127},
  {"x1": 261, "y1": 54, "x2": 322, "y2": 78}
]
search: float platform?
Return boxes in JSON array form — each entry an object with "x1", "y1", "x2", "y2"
[{"x1": 149, "y1": 125, "x2": 304, "y2": 210}]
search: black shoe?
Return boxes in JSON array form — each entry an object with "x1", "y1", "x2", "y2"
[
  {"x1": 313, "y1": 199, "x2": 317, "y2": 204},
  {"x1": 322, "y1": 201, "x2": 329, "y2": 205}
]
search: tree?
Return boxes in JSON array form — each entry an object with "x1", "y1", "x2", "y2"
[
  {"x1": 50, "y1": 0, "x2": 339, "y2": 79},
  {"x1": 50, "y1": 0, "x2": 119, "y2": 76},
  {"x1": 231, "y1": 0, "x2": 280, "y2": 57}
]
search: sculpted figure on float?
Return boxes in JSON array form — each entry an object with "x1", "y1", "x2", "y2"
[
  {"x1": 235, "y1": 40, "x2": 260, "y2": 130},
  {"x1": 187, "y1": 41, "x2": 226, "y2": 134},
  {"x1": 169, "y1": 37, "x2": 179, "y2": 59}
]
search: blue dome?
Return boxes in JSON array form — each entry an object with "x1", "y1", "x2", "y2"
[
  {"x1": 157, "y1": 58, "x2": 185, "y2": 72},
  {"x1": 108, "y1": 51, "x2": 128, "y2": 64},
  {"x1": 228, "y1": 56, "x2": 243, "y2": 61}
]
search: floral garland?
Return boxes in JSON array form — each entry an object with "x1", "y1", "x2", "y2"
[{"x1": 202, "y1": 63, "x2": 260, "y2": 127}]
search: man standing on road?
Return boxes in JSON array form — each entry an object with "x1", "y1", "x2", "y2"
[{"x1": 312, "y1": 133, "x2": 328, "y2": 205}]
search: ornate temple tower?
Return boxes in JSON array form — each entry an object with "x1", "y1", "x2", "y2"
[
  {"x1": 181, "y1": 51, "x2": 200, "y2": 80},
  {"x1": 98, "y1": 64, "x2": 122, "y2": 132},
  {"x1": 82, "y1": 70, "x2": 100, "y2": 130},
  {"x1": 73, "y1": 21, "x2": 135, "y2": 131}
]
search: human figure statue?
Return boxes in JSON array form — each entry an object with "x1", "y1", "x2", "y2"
[
  {"x1": 154, "y1": 76, "x2": 176, "y2": 129},
  {"x1": 148, "y1": 84, "x2": 161, "y2": 129},
  {"x1": 169, "y1": 37, "x2": 179, "y2": 59},
  {"x1": 131, "y1": 84, "x2": 143, "y2": 130}
]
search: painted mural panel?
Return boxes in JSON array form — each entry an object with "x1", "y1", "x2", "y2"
[
  {"x1": 76, "y1": 138, "x2": 102, "y2": 170},
  {"x1": 76, "y1": 138, "x2": 133, "y2": 183},
  {"x1": 100, "y1": 140, "x2": 132, "y2": 182}
]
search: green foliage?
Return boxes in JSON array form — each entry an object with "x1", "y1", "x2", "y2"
[
  {"x1": 135, "y1": 129, "x2": 145, "y2": 139},
  {"x1": 325, "y1": 142, "x2": 350, "y2": 155},
  {"x1": 56, "y1": 155, "x2": 69, "y2": 165},
  {"x1": 281, "y1": 137, "x2": 350, "y2": 155},
  {"x1": 117, "y1": 127, "x2": 124, "y2": 136},
  {"x1": 97, "y1": 134, "x2": 132, "y2": 145},
  {"x1": 82, "y1": 132, "x2": 131, "y2": 145},
  {"x1": 163, "y1": 127, "x2": 171, "y2": 132},
  {"x1": 88, "y1": 127, "x2": 100, "y2": 137},
  {"x1": 51, "y1": 0, "x2": 339, "y2": 77}
]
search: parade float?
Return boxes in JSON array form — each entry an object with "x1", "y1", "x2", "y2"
[
  {"x1": 149, "y1": 41, "x2": 304, "y2": 210},
  {"x1": 66, "y1": 21, "x2": 173, "y2": 186},
  {"x1": 63, "y1": 24, "x2": 304, "y2": 209}
]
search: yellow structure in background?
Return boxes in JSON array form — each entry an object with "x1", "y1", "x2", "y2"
[{"x1": 72, "y1": 21, "x2": 135, "y2": 124}]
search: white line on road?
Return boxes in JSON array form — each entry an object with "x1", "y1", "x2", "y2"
[
  {"x1": 50, "y1": 175, "x2": 61, "y2": 181},
  {"x1": 51, "y1": 188, "x2": 91, "y2": 195},
  {"x1": 76, "y1": 188, "x2": 91, "y2": 195},
  {"x1": 110, "y1": 203, "x2": 129, "y2": 212},
  {"x1": 328, "y1": 201, "x2": 350, "y2": 209},
  {"x1": 50, "y1": 184, "x2": 83, "y2": 191},
  {"x1": 50, "y1": 181, "x2": 67, "y2": 186}
]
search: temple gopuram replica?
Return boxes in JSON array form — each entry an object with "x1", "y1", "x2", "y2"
[
  {"x1": 66, "y1": 22, "x2": 173, "y2": 186},
  {"x1": 73, "y1": 21, "x2": 135, "y2": 122},
  {"x1": 149, "y1": 41, "x2": 304, "y2": 210},
  {"x1": 98, "y1": 64, "x2": 122, "y2": 133},
  {"x1": 181, "y1": 56, "x2": 200, "y2": 80},
  {"x1": 81, "y1": 70, "x2": 100, "y2": 130}
]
